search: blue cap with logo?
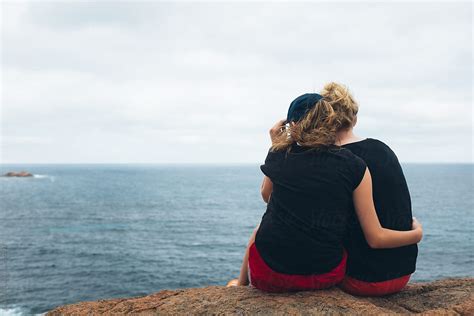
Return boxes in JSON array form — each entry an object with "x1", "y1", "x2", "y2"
[{"x1": 286, "y1": 93, "x2": 323, "y2": 123}]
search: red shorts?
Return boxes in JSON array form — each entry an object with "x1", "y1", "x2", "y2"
[
  {"x1": 248, "y1": 243, "x2": 347, "y2": 292},
  {"x1": 341, "y1": 274, "x2": 411, "y2": 296}
]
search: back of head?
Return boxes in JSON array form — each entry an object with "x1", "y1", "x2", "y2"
[
  {"x1": 271, "y1": 82, "x2": 358, "y2": 151},
  {"x1": 320, "y1": 82, "x2": 358, "y2": 130}
]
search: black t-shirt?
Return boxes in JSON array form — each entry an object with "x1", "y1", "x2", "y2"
[
  {"x1": 343, "y1": 138, "x2": 418, "y2": 282},
  {"x1": 255, "y1": 143, "x2": 367, "y2": 275}
]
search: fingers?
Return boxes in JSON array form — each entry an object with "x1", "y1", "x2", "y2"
[
  {"x1": 412, "y1": 217, "x2": 423, "y2": 242},
  {"x1": 270, "y1": 119, "x2": 286, "y2": 131},
  {"x1": 412, "y1": 216, "x2": 422, "y2": 231},
  {"x1": 269, "y1": 119, "x2": 287, "y2": 140},
  {"x1": 275, "y1": 119, "x2": 287, "y2": 126}
]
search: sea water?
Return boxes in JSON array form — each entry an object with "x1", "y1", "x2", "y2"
[{"x1": 0, "y1": 164, "x2": 472, "y2": 315}]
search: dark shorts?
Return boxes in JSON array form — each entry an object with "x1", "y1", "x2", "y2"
[{"x1": 248, "y1": 243, "x2": 347, "y2": 292}]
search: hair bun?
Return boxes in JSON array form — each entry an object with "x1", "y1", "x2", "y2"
[{"x1": 321, "y1": 82, "x2": 358, "y2": 116}]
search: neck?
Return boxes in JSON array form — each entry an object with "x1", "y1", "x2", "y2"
[{"x1": 335, "y1": 128, "x2": 362, "y2": 146}]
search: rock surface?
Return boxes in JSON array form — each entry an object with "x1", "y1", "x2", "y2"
[
  {"x1": 3, "y1": 171, "x2": 33, "y2": 177},
  {"x1": 47, "y1": 278, "x2": 472, "y2": 315}
]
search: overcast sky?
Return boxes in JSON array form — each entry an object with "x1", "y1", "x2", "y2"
[{"x1": 1, "y1": 1, "x2": 472, "y2": 164}]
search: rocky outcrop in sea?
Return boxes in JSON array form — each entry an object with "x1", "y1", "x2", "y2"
[{"x1": 2, "y1": 171, "x2": 33, "y2": 177}]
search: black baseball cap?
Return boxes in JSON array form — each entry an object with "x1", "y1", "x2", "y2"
[{"x1": 286, "y1": 93, "x2": 323, "y2": 123}]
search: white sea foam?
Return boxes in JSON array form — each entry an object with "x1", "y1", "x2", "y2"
[
  {"x1": 33, "y1": 174, "x2": 55, "y2": 182},
  {"x1": 1, "y1": 174, "x2": 55, "y2": 182},
  {"x1": 0, "y1": 307, "x2": 22, "y2": 316},
  {"x1": 0, "y1": 306, "x2": 44, "y2": 316}
]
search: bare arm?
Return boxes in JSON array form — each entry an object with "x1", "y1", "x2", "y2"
[
  {"x1": 261, "y1": 176, "x2": 273, "y2": 203},
  {"x1": 353, "y1": 168, "x2": 423, "y2": 249}
]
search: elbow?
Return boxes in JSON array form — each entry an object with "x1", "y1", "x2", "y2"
[
  {"x1": 367, "y1": 238, "x2": 382, "y2": 249},
  {"x1": 261, "y1": 190, "x2": 270, "y2": 203},
  {"x1": 366, "y1": 232, "x2": 384, "y2": 249}
]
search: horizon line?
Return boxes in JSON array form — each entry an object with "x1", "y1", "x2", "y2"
[{"x1": 1, "y1": 162, "x2": 473, "y2": 165}]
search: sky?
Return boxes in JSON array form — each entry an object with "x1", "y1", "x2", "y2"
[{"x1": 1, "y1": 1, "x2": 472, "y2": 164}]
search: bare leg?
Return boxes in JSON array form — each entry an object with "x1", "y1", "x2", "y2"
[{"x1": 237, "y1": 225, "x2": 259, "y2": 286}]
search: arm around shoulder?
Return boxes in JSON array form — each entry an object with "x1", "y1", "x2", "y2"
[{"x1": 353, "y1": 168, "x2": 423, "y2": 249}]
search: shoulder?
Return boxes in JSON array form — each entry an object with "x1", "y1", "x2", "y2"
[
  {"x1": 333, "y1": 148, "x2": 367, "y2": 189},
  {"x1": 260, "y1": 147, "x2": 288, "y2": 179},
  {"x1": 332, "y1": 147, "x2": 367, "y2": 169},
  {"x1": 365, "y1": 138, "x2": 393, "y2": 152},
  {"x1": 364, "y1": 138, "x2": 399, "y2": 161},
  {"x1": 344, "y1": 138, "x2": 399, "y2": 163},
  {"x1": 334, "y1": 146, "x2": 364, "y2": 160}
]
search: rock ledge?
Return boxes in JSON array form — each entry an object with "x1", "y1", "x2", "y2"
[{"x1": 47, "y1": 278, "x2": 473, "y2": 315}]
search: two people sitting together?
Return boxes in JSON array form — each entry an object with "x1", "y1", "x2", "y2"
[{"x1": 228, "y1": 82, "x2": 421, "y2": 296}]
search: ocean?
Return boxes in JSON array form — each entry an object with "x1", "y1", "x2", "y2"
[{"x1": 0, "y1": 164, "x2": 473, "y2": 315}]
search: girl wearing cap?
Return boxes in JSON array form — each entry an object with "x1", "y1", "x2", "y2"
[{"x1": 227, "y1": 82, "x2": 422, "y2": 293}]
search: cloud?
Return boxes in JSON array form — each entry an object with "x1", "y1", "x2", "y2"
[{"x1": 1, "y1": 1, "x2": 472, "y2": 163}]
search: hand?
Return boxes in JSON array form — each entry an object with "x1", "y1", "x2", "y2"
[
  {"x1": 269, "y1": 119, "x2": 286, "y2": 143},
  {"x1": 412, "y1": 217, "x2": 423, "y2": 242},
  {"x1": 412, "y1": 217, "x2": 421, "y2": 230}
]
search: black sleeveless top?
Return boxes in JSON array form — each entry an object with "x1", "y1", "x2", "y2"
[
  {"x1": 343, "y1": 138, "x2": 418, "y2": 282},
  {"x1": 255, "y1": 144, "x2": 366, "y2": 275}
]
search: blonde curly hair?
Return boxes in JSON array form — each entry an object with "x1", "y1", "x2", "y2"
[{"x1": 271, "y1": 82, "x2": 358, "y2": 151}]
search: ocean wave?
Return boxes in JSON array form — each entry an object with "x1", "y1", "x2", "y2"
[
  {"x1": 0, "y1": 174, "x2": 56, "y2": 183},
  {"x1": 33, "y1": 174, "x2": 48, "y2": 178},
  {"x1": 1, "y1": 174, "x2": 52, "y2": 180},
  {"x1": 0, "y1": 306, "x2": 45, "y2": 316},
  {"x1": 34, "y1": 174, "x2": 55, "y2": 182}
]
